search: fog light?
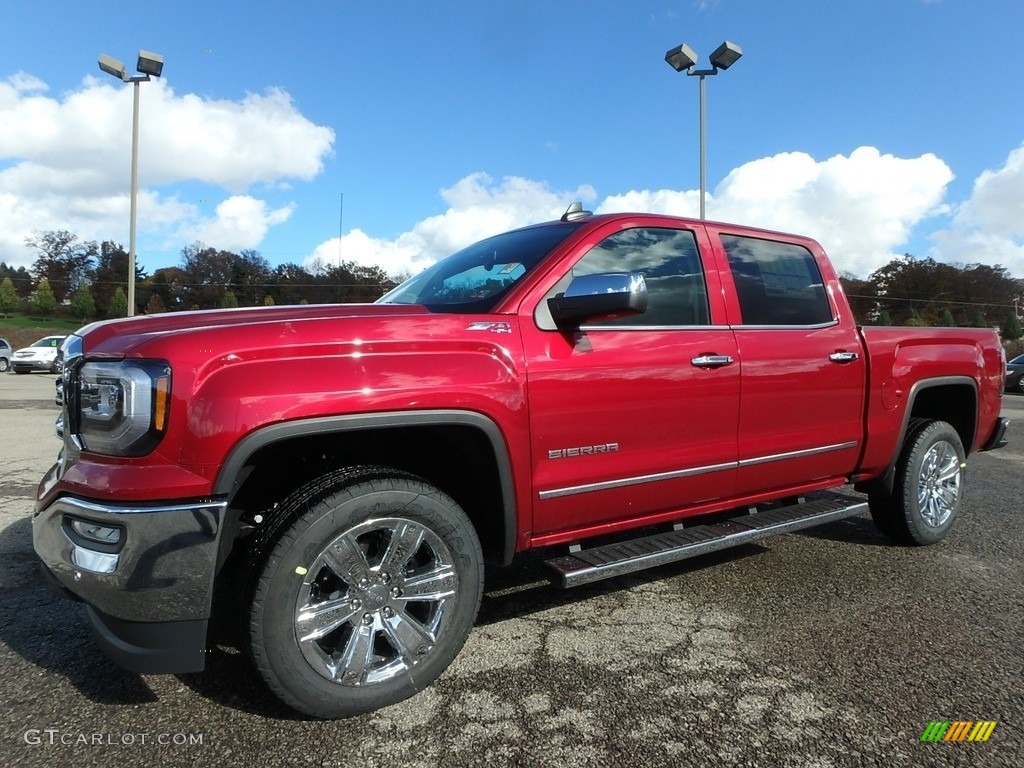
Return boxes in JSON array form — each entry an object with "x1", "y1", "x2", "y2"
[{"x1": 69, "y1": 518, "x2": 123, "y2": 547}]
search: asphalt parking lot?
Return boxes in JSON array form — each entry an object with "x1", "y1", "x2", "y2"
[{"x1": 1, "y1": 371, "x2": 1021, "y2": 768}]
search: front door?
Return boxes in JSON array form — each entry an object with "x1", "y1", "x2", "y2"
[{"x1": 519, "y1": 221, "x2": 741, "y2": 541}]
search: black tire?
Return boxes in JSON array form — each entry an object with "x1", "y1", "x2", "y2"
[
  {"x1": 0, "y1": 358, "x2": 8, "y2": 373},
  {"x1": 247, "y1": 466, "x2": 483, "y2": 719},
  {"x1": 868, "y1": 419, "x2": 965, "y2": 546}
]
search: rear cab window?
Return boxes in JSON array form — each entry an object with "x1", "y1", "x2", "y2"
[{"x1": 719, "y1": 234, "x2": 834, "y2": 326}]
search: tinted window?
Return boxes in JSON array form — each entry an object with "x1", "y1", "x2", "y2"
[
  {"x1": 720, "y1": 235, "x2": 833, "y2": 326},
  {"x1": 571, "y1": 227, "x2": 709, "y2": 327}
]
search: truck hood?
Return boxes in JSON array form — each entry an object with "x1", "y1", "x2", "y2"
[{"x1": 76, "y1": 303, "x2": 430, "y2": 357}]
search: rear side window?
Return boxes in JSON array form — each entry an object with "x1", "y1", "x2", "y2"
[{"x1": 720, "y1": 235, "x2": 833, "y2": 326}]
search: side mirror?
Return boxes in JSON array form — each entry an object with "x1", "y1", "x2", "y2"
[{"x1": 547, "y1": 272, "x2": 648, "y2": 328}]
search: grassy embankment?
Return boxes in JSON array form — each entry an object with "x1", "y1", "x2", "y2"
[{"x1": 0, "y1": 315, "x2": 87, "y2": 351}]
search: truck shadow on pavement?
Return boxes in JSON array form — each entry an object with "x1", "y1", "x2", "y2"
[
  {"x1": 794, "y1": 513, "x2": 893, "y2": 545},
  {"x1": 0, "y1": 517, "x2": 160, "y2": 706},
  {"x1": 1, "y1": 511, "x2": 889, "y2": 719}
]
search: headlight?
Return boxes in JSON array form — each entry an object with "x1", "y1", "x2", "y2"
[{"x1": 77, "y1": 361, "x2": 171, "y2": 456}]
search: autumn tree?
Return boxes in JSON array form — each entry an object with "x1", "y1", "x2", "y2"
[
  {"x1": 867, "y1": 254, "x2": 1021, "y2": 326},
  {"x1": 25, "y1": 230, "x2": 97, "y2": 302},
  {"x1": 145, "y1": 293, "x2": 167, "y2": 314},
  {"x1": 146, "y1": 267, "x2": 189, "y2": 311}
]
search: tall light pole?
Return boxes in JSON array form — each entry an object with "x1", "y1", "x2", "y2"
[
  {"x1": 98, "y1": 50, "x2": 164, "y2": 316},
  {"x1": 664, "y1": 41, "x2": 742, "y2": 220}
]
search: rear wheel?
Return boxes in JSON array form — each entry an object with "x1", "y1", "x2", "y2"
[
  {"x1": 0, "y1": 358, "x2": 8, "y2": 373},
  {"x1": 868, "y1": 419, "x2": 965, "y2": 545},
  {"x1": 247, "y1": 466, "x2": 483, "y2": 718}
]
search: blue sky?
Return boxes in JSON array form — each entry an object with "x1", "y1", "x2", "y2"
[{"x1": 1, "y1": 0, "x2": 1023, "y2": 279}]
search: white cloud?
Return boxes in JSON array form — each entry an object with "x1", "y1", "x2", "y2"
[
  {"x1": 600, "y1": 147, "x2": 953, "y2": 277},
  {"x1": 0, "y1": 72, "x2": 333, "y2": 269},
  {"x1": 306, "y1": 173, "x2": 597, "y2": 278},
  {"x1": 930, "y1": 142, "x2": 1024, "y2": 273},
  {"x1": 189, "y1": 195, "x2": 295, "y2": 251},
  {"x1": 309, "y1": 149, "x2": 955, "y2": 280}
]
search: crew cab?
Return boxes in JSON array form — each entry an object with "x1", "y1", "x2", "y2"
[{"x1": 34, "y1": 208, "x2": 1009, "y2": 718}]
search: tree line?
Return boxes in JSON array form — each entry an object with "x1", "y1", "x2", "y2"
[
  {"x1": 839, "y1": 254, "x2": 1022, "y2": 339},
  {"x1": 0, "y1": 230, "x2": 396, "y2": 320},
  {"x1": 1, "y1": 231, "x2": 1022, "y2": 343}
]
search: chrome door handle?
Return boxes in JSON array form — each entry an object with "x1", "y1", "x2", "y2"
[
  {"x1": 829, "y1": 351, "x2": 859, "y2": 363},
  {"x1": 691, "y1": 354, "x2": 734, "y2": 369}
]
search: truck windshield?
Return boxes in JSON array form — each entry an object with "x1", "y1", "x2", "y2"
[{"x1": 377, "y1": 221, "x2": 584, "y2": 313}]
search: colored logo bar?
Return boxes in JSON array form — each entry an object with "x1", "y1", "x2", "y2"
[{"x1": 920, "y1": 721, "x2": 998, "y2": 742}]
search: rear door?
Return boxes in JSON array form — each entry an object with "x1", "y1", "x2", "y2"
[
  {"x1": 519, "y1": 219, "x2": 740, "y2": 541},
  {"x1": 709, "y1": 228, "x2": 866, "y2": 496}
]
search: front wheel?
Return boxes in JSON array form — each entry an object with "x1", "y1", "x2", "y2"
[
  {"x1": 869, "y1": 419, "x2": 965, "y2": 545},
  {"x1": 248, "y1": 467, "x2": 484, "y2": 719}
]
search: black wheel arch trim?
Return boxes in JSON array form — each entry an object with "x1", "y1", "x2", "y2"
[
  {"x1": 214, "y1": 409, "x2": 518, "y2": 566},
  {"x1": 855, "y1": 375, "x2": 977, "y2": 497}
]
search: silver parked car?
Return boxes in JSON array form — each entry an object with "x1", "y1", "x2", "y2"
[
  {"x1": 0, "y1": 338, "x2": 11, "y2": 373},
  {"x1": 12, "y1": 335, "x2": 66, "y2": 374}
]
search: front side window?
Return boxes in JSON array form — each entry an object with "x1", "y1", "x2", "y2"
[
  {"x1": 567, "y1": 227, "x2": 710, "y2": 327},
  {"x1": 720, "y1": 235, "x2": 833, "y2": 326},
  {"x1": 378, "y1": 222, "x2": 585, "y2": 313}
]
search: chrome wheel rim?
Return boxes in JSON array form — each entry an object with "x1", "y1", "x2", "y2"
[
  {"x1": 293, "y1": 517, "x2": 458, "y2": 687},
  {"x1": 916, "y1": 440, "x2": 961, "y2": 528}
]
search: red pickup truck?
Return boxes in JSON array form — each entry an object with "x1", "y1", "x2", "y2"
[{"x1": 35, "y1": 207, "x2": 1009, "y2": 718}]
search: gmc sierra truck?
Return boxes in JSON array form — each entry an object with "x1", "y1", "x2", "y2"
[{"x1": 35, "y1": 207, "x2": 1009, "y2": 718}]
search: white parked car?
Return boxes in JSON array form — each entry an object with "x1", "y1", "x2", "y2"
[
  {"x1": 0, "y1": 338, "x2": 12, "y2": 373},
  {"x1": 12, "y1": 335, "x2": 66, "y2": 374}
]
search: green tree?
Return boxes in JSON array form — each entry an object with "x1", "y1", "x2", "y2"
[
  {"x1": 1003, "y1": 312, "x2": 1023, "y2": 341},
  {"x1": 938, "y1": 308, "x2": 956, "y2": 327},
  {"x1": 221, "y1": 290, "x2": 238, "y2": 308},
  {"x1": 905, "y1": 312, "x2": 927, "y2": 327},
  {"x1": 263, "y1": 295, "x2": 275, "y2": 306},
  {"x1": 0, "y1": 277, "x2": 18, "y2": 317},
  {"x1": 69, "y1": 284, "x2": 96, "y2": 322},
  {"x1": 875, "y1": 309, "x2": 893, "y2": 326},
  {"x1": 108, "y1": 286, "x2": 128, "y2": 318},
  {"x1": 31, "y1": 278, "x2": 58, "y2": 318},
  {"x1": 969, "y1": 308, "x2": 988, "y2": 328},
  {"x1": 0, "y1": 262, "x2": 33, "y2": 297}
]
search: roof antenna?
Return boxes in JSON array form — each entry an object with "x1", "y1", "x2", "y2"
[{"x1": 561, "y1": 202, "x2": 592, "y2": 222}]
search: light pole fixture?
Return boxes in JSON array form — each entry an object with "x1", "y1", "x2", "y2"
[
  {"x1": 98, "y1": 50, "x2": 165, "y2": 316},
  {"x1": 664, "y1": 40, "x2": 742, "y2": 220}
]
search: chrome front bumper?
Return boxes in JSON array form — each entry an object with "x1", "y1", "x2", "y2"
[{"x1": 33, "y1": 481, "x2": 227, "y2": 624}]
